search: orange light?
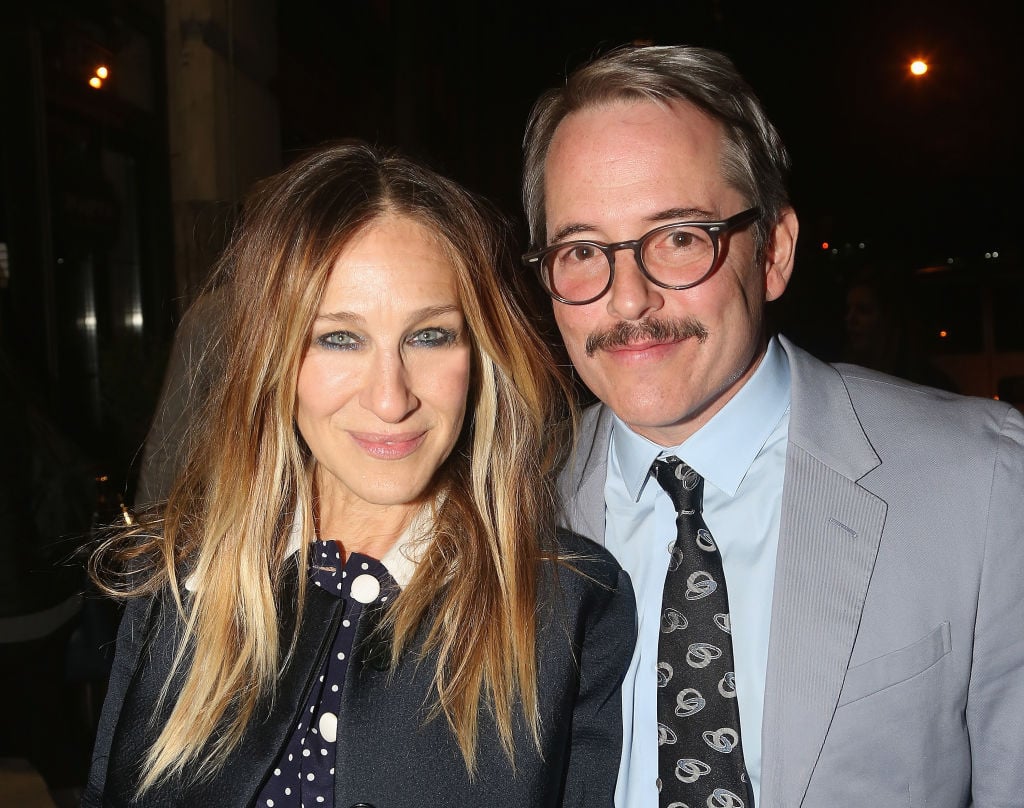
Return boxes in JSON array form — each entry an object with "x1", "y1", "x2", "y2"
[
  {"x1": 910, "y1": 60, "x2": 928, "y2": 76},
  {"x1": 95, "y1": 65, "x2": 109, "y2": 79},
  {"x1": 821, "y1": 241, "x2": 829, "y2": 250},
  {"x1": 88, "y1": 76, "x2": 103, "y2": 89},
  {"x1": 939, "y1": 330, "x2": 948, "y2": 338}
]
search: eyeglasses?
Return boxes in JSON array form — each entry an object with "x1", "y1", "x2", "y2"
[{"x1": 522, "y1": 207, "x2": 760, "y2": 305}]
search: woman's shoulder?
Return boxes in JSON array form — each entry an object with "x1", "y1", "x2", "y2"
[{"x1": 547, "y1": 527, "x2": 629, "y2": 593}]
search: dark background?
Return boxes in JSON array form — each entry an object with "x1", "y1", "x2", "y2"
[{"x1": 279, "y1": 0, "x2": 1022, "y2": 261}]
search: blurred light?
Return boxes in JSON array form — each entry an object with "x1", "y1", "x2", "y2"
[
  {"x1": 985, "y1": 252, "x2": 992, "y2": 259},
  {"x1": 993, "y1": 251, "x2": 1000, "y2": 258},
  {"x1": 947, "y1": 258, "x2": 954, "y2": 264},
  {"x1": 821, "y1": 242, "x2": 829, "y2": 250},
  {"x1": 939, "y1": 330, "x2": 948, "y2": 338},
  {"x1": 95, "y1": 65, "x2": 109, "y2": 79},
  {"x1": 89, "y1": 76, "x2": 102, "y2": 89},
  {"x1": 994, "y1": 395, "x2": 1001, "y2": 401},
  {"x1": 910, "y1": 60, "x2": 928, "y2": 76},
  {"x1": 858, "y1": 242, "x2": 866, "y2": 249},
  {"x1": 830, "y1": 248, "x2": 838, "y2": 255}
]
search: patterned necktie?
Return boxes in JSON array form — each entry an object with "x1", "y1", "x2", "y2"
[{"x1": 652, "y1": 456, "x2": 753, "y2": 808}]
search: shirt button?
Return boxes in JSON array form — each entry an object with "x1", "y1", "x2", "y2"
[{"x1": 350, "y1": 573, "x2": 381, "y2": 603}]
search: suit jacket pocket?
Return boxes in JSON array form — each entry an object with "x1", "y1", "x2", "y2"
[{"x1": 837, "y1": 622, "x2": 951, "y2": 707}]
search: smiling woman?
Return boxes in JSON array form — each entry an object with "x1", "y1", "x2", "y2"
[{"x1": 83, "y1": 142, "x2": 634, "y2": 807}]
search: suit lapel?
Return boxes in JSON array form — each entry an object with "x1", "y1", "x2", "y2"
[
  {"x1": 559, "y1": 403, "x2": 614, "y2": 544},
  {"x1": 759, "y1": 338, "x2": 887, "y2": 807}
]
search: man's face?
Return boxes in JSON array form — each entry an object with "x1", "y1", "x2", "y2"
[{"x1": 542, "y1": 99, "x2": 796, "y2": 446}]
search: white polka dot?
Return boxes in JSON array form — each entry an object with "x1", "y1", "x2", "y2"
[
  {"x1": 336, "y1": 582, "x2": 342, "y2": 590},
  {"x1": 330, "y1": 768, "x2": 335, "y2": 775},
  {"x1": 342, "y1": 619, "x2": 350, "y2": 627},
  {"x1": 297, "y1": 723, "x2": 302, "y2": 730},
  {"x1": 314, "y1": 581, "x2": 321, "y2": 587},
  {"x1": 319, "y1": 711, "x2": 338, "y2": 742},
  {"x1": 310, "y1": 705, "x2": 315, "y2": 712},
  {"x1": 303, "y1": 748, "x2": 310, "y2": 757},
  {"x1": 336, "y1": 651, "x2": 346, "y2": 661},
  {"x1": 320, "y1": 749, "x2": 328, "y2": 756},
  {"x1": 342, "y1": 570, "x2": 347, "y2": 578},
  {"x1": 274, "y1": 768, "x2": 281, "y2": 776},
  {"x1": 267, "y1": 801, "x2": 274, "y2": 807},
  {"x1": 381, "y1": 595, "x2": 388, "y2": 602},
  {"x1": 361, "y1": 562, "x2": 369, "y2": 570},
  {"x1": 285, "y1": 788, "x2": 291, "y2": 795},
  {"x1": 319, "y1": 675, "x2": 324, "y2": 682},
  {"x1": 331, "y1": 684, "x2": 339, "y2": 692},
  {"x1": 317, "y1": 797, "x2": 325, "y2": 803},
  {"x1": 307, "y1": 773, "x2": 315, "y2": 781},
  {"x1": 351, "y1": 573, "x2": 380, "y2": 603},
  {"x1": 288, "y1": 754, "x2": 293, "y2": 761},
  {"x1": 321, "y1": 552, "x2": 327, "y2": 558},
  {"x1": 312, "y1": 728, "x2": 317, "y2": 735}
]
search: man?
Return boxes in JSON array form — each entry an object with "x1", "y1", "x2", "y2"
[{"x1": 522, "y1": 46, "x2": 1024, "y2": 807}]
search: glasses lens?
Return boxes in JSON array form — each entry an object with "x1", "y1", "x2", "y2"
[
  {"x1": 641, "y1": 225, "x2": 715, "y2": 287},
  {"x1": 543, "y1": 243, "x2": 609, "y2": 303}
]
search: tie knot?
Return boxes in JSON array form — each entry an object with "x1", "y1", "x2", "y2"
[{"x1": 651, "y1": 456, "x2": 704, "y2": 514}]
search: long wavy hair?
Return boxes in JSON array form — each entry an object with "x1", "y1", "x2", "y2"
[{"x1": 91, "y1": 142, "x2": 575, "y2": 789}]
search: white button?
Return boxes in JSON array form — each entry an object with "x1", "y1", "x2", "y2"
[
  {"x1": 350, "y1": 573, "x2": 380, "y2": 603},
  {"x1": 319, "y1": 711, "x2": 338, "y2": 742}
]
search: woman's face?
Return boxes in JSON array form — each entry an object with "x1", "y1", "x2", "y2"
[{"x1": 296, "y1": 215, "x2": 471, "y2": 515}]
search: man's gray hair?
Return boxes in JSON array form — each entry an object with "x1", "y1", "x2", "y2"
[{"x1": 522, "y1": 45, "x2": 791, "y2": 255}]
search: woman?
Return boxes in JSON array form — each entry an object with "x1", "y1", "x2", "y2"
[{"x1": 84, "y1": 143, "x2": 633, "y2": 807}]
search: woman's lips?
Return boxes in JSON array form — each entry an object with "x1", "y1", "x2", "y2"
[{"x1": 348, "y1": 431, "x2": 426, "y2": 460}]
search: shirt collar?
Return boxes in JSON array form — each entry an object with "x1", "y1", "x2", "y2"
[{"x1": 611, "y1": 335, "x2": 791, "y2": 501}]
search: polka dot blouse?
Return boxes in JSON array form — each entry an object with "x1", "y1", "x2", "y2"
[{"x1": 256, "y1": 540, "x2": 396, "y2": 808}]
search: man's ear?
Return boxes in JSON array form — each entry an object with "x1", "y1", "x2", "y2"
[{"x1": 764, "y1": 207, "x2": 798, "y2": 302}]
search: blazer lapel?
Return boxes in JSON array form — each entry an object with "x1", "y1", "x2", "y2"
[
  {"x1": 759, "y1": 338, "x2": 887, "y2": 807},
  {"x1": 184, "y1": 571, "x2": 343, "y2": 807},
  {"x1": 559, "y1": 403, "x2": 614, "y2": 544}
]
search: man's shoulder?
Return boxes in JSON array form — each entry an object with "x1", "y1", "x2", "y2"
[{"x1": 785, "y1": 337, "x2": 1024, "y2": 456}]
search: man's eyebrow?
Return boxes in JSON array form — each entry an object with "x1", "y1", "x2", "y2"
[{"x1": 548, "y1": 208, "x2": 718, "y2": 244}]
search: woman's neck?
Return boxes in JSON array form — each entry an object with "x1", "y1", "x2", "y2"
[{"x1": 316, "y1": 498, "x2": 419, "y2": 561}]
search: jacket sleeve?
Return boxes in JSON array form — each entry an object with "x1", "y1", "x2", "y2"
[
  {"x1": 561, "y1": 564, "x2": 636, "y2": 808},
  {"x1": 967, "y1": 405, "x2": 1024, "y2": 807},
  {"x1": 80, "y1": 595, "x2": 154, "y2": 807}
]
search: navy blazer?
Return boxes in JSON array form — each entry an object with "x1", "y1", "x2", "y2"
[{"x1": 82, "y1": 529, "x2": 635, "y2": 808}]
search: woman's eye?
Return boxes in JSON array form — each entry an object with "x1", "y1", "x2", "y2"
[
  {"x1": 316, "y1": 331, "x2": 360, "y2": 350},
  {"x1": 408, "y1": 327, "x2": 457, "y2": 347}
]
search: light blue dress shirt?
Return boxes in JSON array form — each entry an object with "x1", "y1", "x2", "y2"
[{"x1": 606, "y1": 337, "x2": 791, "y2": 807}]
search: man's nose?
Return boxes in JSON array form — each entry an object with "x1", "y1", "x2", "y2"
[{"x1": 606, "y1": 247, "x2": 665, "y2": 321}]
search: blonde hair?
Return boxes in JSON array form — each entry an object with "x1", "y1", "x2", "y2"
[{"x1": 92, "y1": 142, "x2": 574, "y2": 788}]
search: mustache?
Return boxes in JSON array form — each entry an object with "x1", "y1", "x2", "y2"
[{"x1": 585, "y1": 317, "x2": 709, "y2": 357}]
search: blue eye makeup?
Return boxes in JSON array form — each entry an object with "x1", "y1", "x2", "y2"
[
  {"x1": 407, "y1": 327, "x2": 459, "y2": 348},
  {"x1": 315, "y1": 331, "x2": 362, "y2": 350}
]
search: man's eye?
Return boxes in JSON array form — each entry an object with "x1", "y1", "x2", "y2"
[
  {"x1": 560, "y1": 244, "x2": 599, "y2": 264},
  {"x1": 409, "y1": 327, "x2": 457, "y2": 347},
  {"x1": 669, "y1": 231, "x2": 697, "y2": 249}
]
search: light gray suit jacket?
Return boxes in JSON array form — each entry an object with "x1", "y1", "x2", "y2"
[{"x1": 558, "y1": 336, "x2": 1024, "y2": 807}]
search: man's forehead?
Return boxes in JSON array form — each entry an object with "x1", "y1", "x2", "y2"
[{"x1": 543, "y1": 97, "x2": 732, "y2": 236}]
